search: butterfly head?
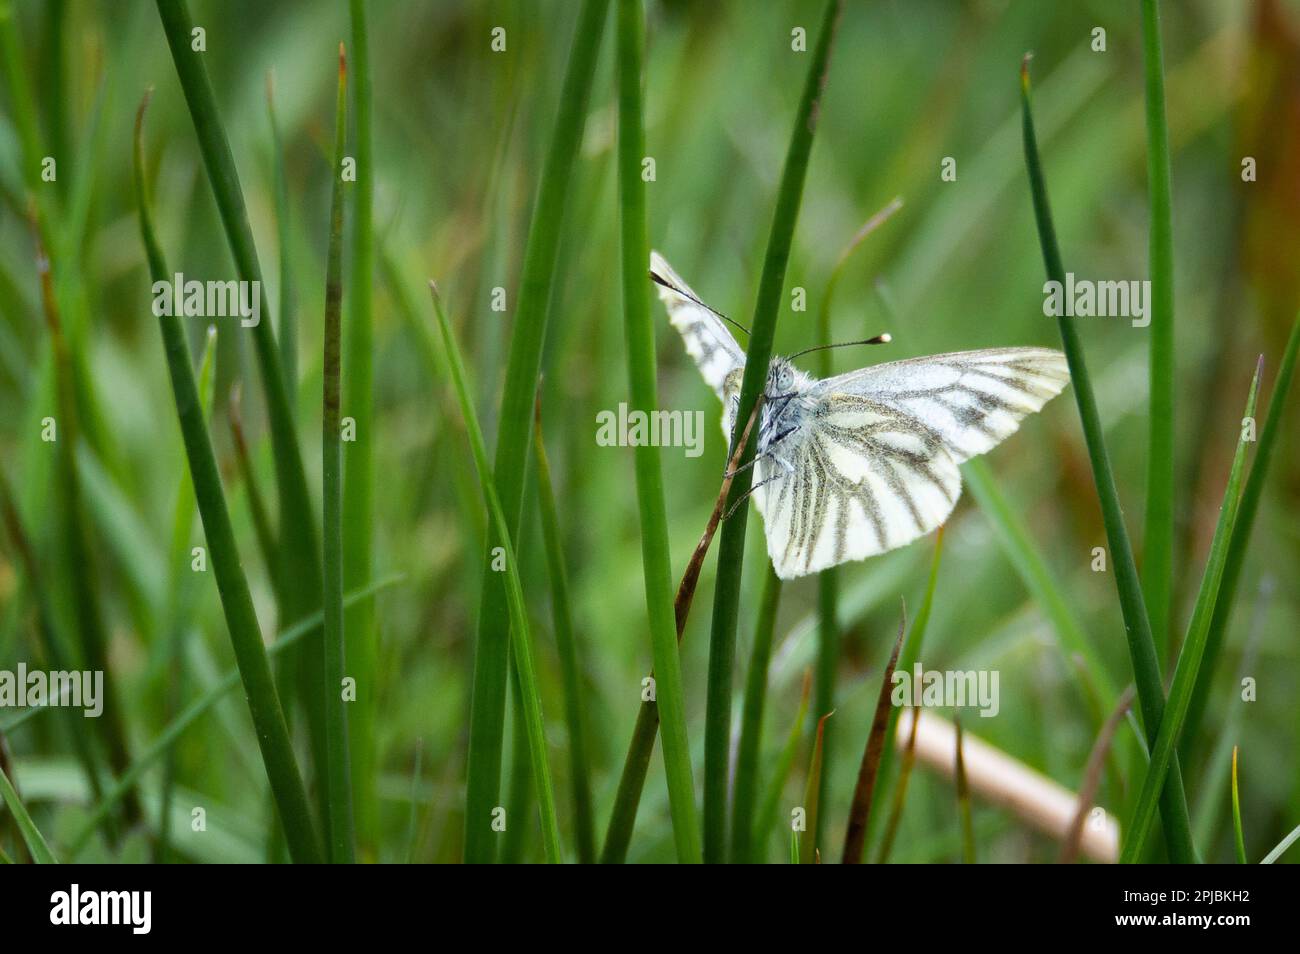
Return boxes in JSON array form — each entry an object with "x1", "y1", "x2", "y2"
[{"x1": 765, "y1": 357, "x2": 799, "y2": 398}]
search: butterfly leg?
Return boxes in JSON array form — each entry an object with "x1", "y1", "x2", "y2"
[
  {"x1": 723, "y1": 425, "x2": 798, "y2": 479},
  {"x1": 723, "y1": 473, "x2": 781, "y2": 521}
]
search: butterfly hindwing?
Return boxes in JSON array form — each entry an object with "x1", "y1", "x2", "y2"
[{"x1": 757, "y1": 348, "x2": 1069, "y2": 579}]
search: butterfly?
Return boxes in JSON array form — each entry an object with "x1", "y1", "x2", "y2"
[{"x1": 650, "y1": 251, "x2": 1071, "y2": 580}]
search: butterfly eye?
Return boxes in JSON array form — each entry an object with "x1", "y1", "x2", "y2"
[{"x1": 777, "y1": 366, "x2": 793, "y2": 391}]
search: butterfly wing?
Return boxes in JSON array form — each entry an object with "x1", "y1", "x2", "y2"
[
  {"x1": 755, "y1": 347, "x2": 1069, "y2": 579},
  {"x1": 650, "y1": 251, "x2": 746, "y2": 412}
]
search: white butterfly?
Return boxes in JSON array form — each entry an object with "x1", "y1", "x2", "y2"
[{"x1": 650, "y1": 251, "x2": 1071, "y2": 580}]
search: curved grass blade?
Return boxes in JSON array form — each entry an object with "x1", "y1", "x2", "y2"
[
  {"x1": 135, "y1": 91, "x2": 322, "y2": 865},
  {"x1": 1261, "y1": 823, "x2": 1300, "y2": 864},
  {"x1": 1231, "y1": 746, "x2": 1246, "y2": 864},
  {"x1": 1120, "y1": 358, "x2": 1261, "y2": 863},
  {"x1": 1021, "y1": 55, "x2": 1195, "y2": 863},
  {"x1": 1183, "y1": 309, "x2": 1300, "y2": 750},
  {"x1": 843, "y1": 604, "x2": 907, "y2": 863},
  {"x1": 152, "y1": 0, "x2": 328, "y2": 820},
  {"x1": 730, "y1": 565, "x2": 783, "y2": 863},
  {"x1": 0, "y1": 762, "x2": 57, "y2": 864},
  {"x1": 704, "y1": 0, "x2": 844, "y2": 863},
  {"x1": 534, "y1": 396, "x2": 596, "y2": 863},
  {"x1": 430, "y1": 283, "x2": 562, "y2": 864},
  {"x1": 864, "y1": 527, "x2": 944, "y2": 852},
  {"x1": 874, "y1": 701, "x2": 920, "y2": 864},
  {"x1": 265, "y1": 71, "x2": 296, "y2": 396},
  {"x1": 463, "y1": 0, "x2": 608, "y2": 864},
  {"x1": 799, "y1": 710, "x2": 833, "y2": 864},
  {"x1": 1059, "y1": 685, "x2": 1134, "y2": 864}
]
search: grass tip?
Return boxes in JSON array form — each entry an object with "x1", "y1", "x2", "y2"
[{"x1": 1020, "y1": 52, "x2": 1033, "y2": 91}]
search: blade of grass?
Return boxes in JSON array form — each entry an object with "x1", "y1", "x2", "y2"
[
  {"x1": 755, "y1": 670, "x2": 811, "y2": 862},
  {"x1": 730, "y1": 565, "x2": 783, "y2": 863},
  {"x1": 345, "y1": 0, "x2": 379, "y2": 863},
  {"x1": 1139, "y1": 0, "x2": 1176, "y2": 659},
  {"x1": 614, "y1": 0, "x2": 701, "y2": 864},
  {"x1": 800, "y1": 711, "x2": 832, "y2": 864},
  {"x1": 1021, "y1": 55, "x2": 1196, "y2": 863},
  {"x1": 228, "y1": 384, "x2": 279, "y2": 580},
  {"x1": 874, "y1": 702, "x2": 920, "y2": 864},
  {"x1": 704, "y1": 0, "x2": 843, "y2": 863},
  {"x1": 135, "y1": 91, "x2": 322, "y2": 864},
  {"x1": 1261, "y1": 824, "x2": 1300, "y2": 864},
  {"x1": 533, "y1": 395, "x2": 596, "y2": 863},
  {"x1": 1231, "y1": 746, "x2": 1246, "y2": 864},
  {"x1": 842, "y1": 604, "x2": 908, "y2": 863},
  {"x1": 463, "y1": 0, "x2": 607, "y2": 864},
  {"x1": 955, "y1": 715, "x2": 974, "y2": 864},
  {"x1": 1059, "y1": 685, "x2": 1134, "y2": 864},
  {"x1": 864, "y1": 527, "x2": 944, "y2": 853},
  {"x1": 430, "y1": 282, "x2": 562, "y2": 864},
  {"x1": 1120, "y1": 358, "x2": 1261, "y2": 863},
  {"x1": 597, "y1": 393, "x2": 762, "y2": 863},
  {"x1": 322, "y1": 44, "x2": 355, "y2": 865},
  {"x1": 1183, "y1": 309, "x2": 1300, "y2": 751},
  {"x1": 67, "y1": 578, "x2": 400, "y2": 856},
  {"x1": 153, "y1": 0, "x2": 328, "y2": 826},
  {"x1": 266, "y1": 71, "x2": 296, "y2": 397},
  {"x1": 0, "y1": 761, "x2": 56, "y2": 864}
]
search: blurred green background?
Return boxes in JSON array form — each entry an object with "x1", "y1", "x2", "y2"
[{"x1": 0, "y1": 0, "x2": 1297, "y2": 863}]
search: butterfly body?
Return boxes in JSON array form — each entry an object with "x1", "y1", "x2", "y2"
[{"x1": 651, "y1": 251, "x2": 1070, "y2": 579}]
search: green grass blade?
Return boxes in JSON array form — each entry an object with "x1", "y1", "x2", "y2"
[
  {"x1": 534, "y1": 398, "x2": 597, "y2": 863},
  {"x1": 431, "y1": 284, "x2": 562, "y2": 864},
  {"x1": 730, "y1": 566, "x2": 783, "y2": 863},
  {"x1": 135, "y1": 92, "x2": 322, "y2": 864},
  {"x1": 1120, "y1": 359, "x2": 1261, "y2": 863},
  {"x1": 1021, "y1": 56, "x2": 1196, "y2": 863},
  {"x1": 1139, "y1": 0, "x2": 1176, "y2": 658},
  {"x1": 1261, "y1": 823, "x2": 1300, "y2": 865},
  {"x1": 614, "y1": 0, "x2": 701, "y2": 864},
  {"x1": 843, "y1": 606, "x2": 908, "y2": 863},
  {"x1": 152, "y1": 0, "x2": 327, "y2": 818},
  {"x1": 875, "y1": 703, "x2": 921, "y2": 864},
  {"x1": 865, "y1": 527, "x2": 944, "y2": 852},
  {"x1": 265, "y1": 72, "x2": 296, "y2": 398},
  {"x1": 345, "y1": 0, "x2": 379, "y2": 862},
  {"x1": 1183, "y1": 308, "x2": 1300, "y2": 750},
  {"x1": 703, "y1": 0, "x2": 843, "y2": 863},
  {"x1": 463, "y1": 0, "x2": 607, "y2": 864},
  {"x1": 800, "y1": 711, "x2": 832, "y2": 864},
  {"x1": 0, "y1": 762, "x2": 57, "y2": 864},
  {"x1": 1231, "y1": 746, "x2": 1246, "y2": 864},
  {"x1": 955, "y1": 716, "x2": 975, "y2": 864},
  {"x1": 322, "y1": 45, "x2": 355, "y2": 864}
]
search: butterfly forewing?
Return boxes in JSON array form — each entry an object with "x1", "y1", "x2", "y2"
[{"x1": 650, "y1": 250, "x2": 745, "y2": 405}]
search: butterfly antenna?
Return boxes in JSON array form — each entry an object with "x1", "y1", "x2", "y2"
[
  {"x1": 788, "y1": 333, "x2": 891, "y2": 362},
  {"x1": 649, "y1": 269, "x2": 751, "y2": 337}
]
